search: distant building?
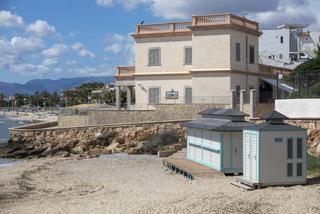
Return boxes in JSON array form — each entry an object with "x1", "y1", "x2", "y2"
[{"x1": 260, "y1": 24, "x2": 320, "y2": 65}]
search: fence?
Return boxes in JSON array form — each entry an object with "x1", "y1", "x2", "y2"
[{"x1": 284, "y1": 70, "x2": 320, "y2": 98}]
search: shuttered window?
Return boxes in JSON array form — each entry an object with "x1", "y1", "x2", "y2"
[
  {"x1": 236, "y1": 42, "x2": 241, "y2": 62},
  {"x1": 149, "y1": 88, "x2": 160, "y2": 104},
  {"x1": 184, "y1": 47, "x2": 192, "y2": 65},
  {"x1": 287, "y1": 138, "x2": 293, "y2": 159},
  {"x1": 148, "y1": 48, "x2": 161, "y2": 66},
  {"x1": 297, "y1": 138, "x2": 303, "y2": 159},
  {"x1": 249, "y1": 45, "x2": 255, "y2": 64},
  {"x1": 297, "y1": 163, "x2": 303, "y2": 176},
  {"x1": 287, "y1": 163, "x2": 293, "y2": 177}
]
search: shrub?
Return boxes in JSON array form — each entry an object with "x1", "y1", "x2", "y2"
[{"x1": 144, "y1": 130, "x2": 179, "y2": 155}]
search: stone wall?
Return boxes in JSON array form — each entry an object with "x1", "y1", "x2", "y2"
[
  {"x1": 58, "y1": 103, "x2": 229, "y2": 127},
  {"x1": 4, "y1": 120, "x2": 187, "y2": 159}
]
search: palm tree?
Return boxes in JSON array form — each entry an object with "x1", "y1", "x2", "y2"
[{"x1": 313, "y1": 43, "x2": 320, "y2": 59}]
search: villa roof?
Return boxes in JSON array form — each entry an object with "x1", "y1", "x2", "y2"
[
  {"x1": 184, "y1": 118, "x2": 253, "y2": 132},
  {"x1": 185, "y1": 108, "x2": 252, "y2": 131},
  {"x1": 245, "y1": 111, "x2": 305, "y2": 131}
]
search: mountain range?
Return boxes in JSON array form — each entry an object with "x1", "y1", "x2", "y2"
[{"x1": 0, "y1": 76, "x2": 114, "y2": 96}]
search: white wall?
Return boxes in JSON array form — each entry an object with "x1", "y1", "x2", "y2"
[
  {"x1": 275, "y1": 99, "x2": 320, "y2": 119},
  {"x1": 135, "y1": 75, "x2": 192, "y2": 108},
  {"x1": 230, "y1": 30, "x2": 259, "y2": 73},
  {"x1": 260, "y1": 29, "x2": 291, "y2": 63},
  {"x1": 192, "y1": 29, "x2": 231, "y2": 70},
  {"x1": 135, "y1": 36, "x2": 192, "y2": 74}
]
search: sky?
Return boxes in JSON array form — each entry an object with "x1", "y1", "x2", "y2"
[{"x1": 0, "y1": 0, "x2": 319, "y2": 84}]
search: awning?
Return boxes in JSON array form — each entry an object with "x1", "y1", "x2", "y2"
[{"x1": 260, "y1": 78, "x2": 295, "y2": 93}]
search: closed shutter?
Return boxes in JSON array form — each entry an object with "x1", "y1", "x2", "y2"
[
  {"x1": 185, "y1": 87, "x2": 192, "y2": 104},
  {"x1": 184, "y1": 47, "x2": 192, "y2": 65},
  {"x1": 149, "y1": 48, "x2": 160, "y2": 66},
  {"x1": 149, "y1": 88, "x2": 160, "y2": 104}
]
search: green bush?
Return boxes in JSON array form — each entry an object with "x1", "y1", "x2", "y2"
[
  {"x1": 308, "y1": 154, "x2": 320, "y2": 177},
  {"x1": 144, "y1": 130, "x2": 179, "y2": 155}
]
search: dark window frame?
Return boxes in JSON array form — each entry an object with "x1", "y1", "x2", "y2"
[
  {"x1": 297, "y1": 162, "x2": 303, "y2": 177},
  {"x1": 287, "y1": 138, "x2": 293, "y2": 159},
  {"x1": 236, "y1": 42, "x2": 241, "y2": 62},
  {"x1": 287, "y1": 163, "x2": 293, "y2": 177},
  {"x1": 249, "y1": 45, "x2": 255, "y2": 64},
  {"x1": 297, "y1": 138, "x2": 303, "y2": 159}
]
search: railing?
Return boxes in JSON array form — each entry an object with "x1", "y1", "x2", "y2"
[
  {"x1": 136, "y1": 22, "x2": 192, "y2": 34},
  {"x1": 135, "y1": 14, "x2": 259, "y2": 35},
  {"x1": 115, "y1": 66, "x2": 135, "y2": 77},
  {"x1": 192, "y1": 14, "x2": 259, "y2": 31}
]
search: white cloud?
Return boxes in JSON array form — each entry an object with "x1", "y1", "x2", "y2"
[
  {"x1": 10, "y1": 37, "x2": 45, "y2": 53},
  {"x1": 0, "y1": 10, "x2": 24, "y2": 28},
  {"x1": 96, "y1": 0, "x2": 149, "y2": 10},
  {"x1": 42, "y1": 58, "x2": 59, "y2": 66},
  {"x1": 26, "y1": 20, "x2": 56, "y2": 37},
  {"x1": 70, "y1": 65, "x2": 114, "y2": 76},
  {"x1": 104, "y1": 33, "x2": 134, "y2": 64},
  {"x1": 66, "y1": 60, "x2": 77, "y2": 65},
  {"x1": 42, "y1": 43, "x2": 68, "y2": 58},
  {"x1": 72, "y1": 42, "x2": 96, "y2": 58},
  {"x1": 97, "y1": 0, "x2": 320, "y2": 28},
  {"x1": 53, "y1": 67, "x2": 63, "y2": 73}
]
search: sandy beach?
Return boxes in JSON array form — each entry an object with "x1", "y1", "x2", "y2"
[{"x1": 0, "y1": 155, "x2": 319, "y2": 214}]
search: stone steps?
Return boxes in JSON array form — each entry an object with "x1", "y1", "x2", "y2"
[{"x1": 169, "y1": 148, "x2": 187, "y2": 159}]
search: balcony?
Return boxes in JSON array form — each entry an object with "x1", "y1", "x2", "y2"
[
  {"x1": 133, "y1": 13, "x2": 260, "y2": 37},
  {"x1": 115, "y1": 66, "x2": 135, "y2": 86},
  {"x1": 115, "y1": 66, "x2": 135, "y2": 78}
]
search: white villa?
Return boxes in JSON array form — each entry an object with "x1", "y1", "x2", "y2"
[{"x1": 115, "y1": 13, "x2": 293, "y2": 110}]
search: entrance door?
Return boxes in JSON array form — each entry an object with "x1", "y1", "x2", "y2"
[
  {"x1": 185, "y1": 87, "x2": 192, "y2": 104},
  {"x1": 244, "y1": 132, "x2": 258, "y2": 182}
]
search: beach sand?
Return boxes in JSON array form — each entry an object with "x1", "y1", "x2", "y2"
[{"x1": 0, "y1": 155, "x2": 320, "y2": 214}]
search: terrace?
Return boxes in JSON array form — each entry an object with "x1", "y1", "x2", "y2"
[{"x1": 133, "y1": 13, "x2": 260, "y2": 37}]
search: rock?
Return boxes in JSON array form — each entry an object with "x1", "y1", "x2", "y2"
[
  {"x1": 55, "y1": 151, "x2": 70, "y2": 158},
  {"x1": 316, "y1": 144, "x2": 320, "y2": 154},
  {"x1": 107, "y1": 142, "x2": 120, "y2": 150}
]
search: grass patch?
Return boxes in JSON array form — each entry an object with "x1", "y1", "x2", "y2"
[{"x1": 307, "y1": 154, "x2": 320, "y2": 177}]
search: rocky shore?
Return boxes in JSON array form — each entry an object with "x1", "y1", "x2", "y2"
[{"x1": 0, "y1": 122, "x2": 186, "y2": 159}]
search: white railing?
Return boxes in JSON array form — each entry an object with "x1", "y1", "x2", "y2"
[{"x1": 135, "y1": 14, "x2": 259, "y2": 35}]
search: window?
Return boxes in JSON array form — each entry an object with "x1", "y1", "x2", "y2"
[
  {"x1": 297, "y1": 163, "x2": 303, "y2": 176},
  {"x1": 249, "y1": 46, "x2": 255, "y2": 64},
  {"x1": 274, "y1": 138, "x2": 283, "y2": 143},
  {"x1": 287, "y1": 163, "x2": 293, "y2": 177},
  {"x1": 280, "y1": 36, "x2": 284, "y2": 44},
  {"x1": 287, "y1": 138, "x2": 293, "y2": 159},
  {"x1": 148, "y1": 48, "x2": 161, "y2": 66},
  {"x1": 236, "y1": 42, "x2": 241, "y2": 62},
  {"x1": 297, "y1": 138, "x2": 303, "y2": 159},
  {"x1": 148, "y1": 88, "x2": 160, "y2": 104},
  {"x1": 184, "y1": 47, "x2": 192, "y2": 65}
]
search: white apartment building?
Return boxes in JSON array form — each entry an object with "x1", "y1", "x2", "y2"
[
  {"x1": 115, "y1": 13, "x2": 293, "y2": 110},
  {"x1": 260, "y1": 24, "x2": 320, "y2": 64}
]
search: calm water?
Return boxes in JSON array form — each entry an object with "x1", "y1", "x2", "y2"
[{"x1": 0, "y1": 118, "x2": 29, "y2": 167}]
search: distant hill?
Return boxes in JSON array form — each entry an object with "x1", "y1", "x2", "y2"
[{"x1": 0, "y1": 76, "x2": 114, "y2": 96}]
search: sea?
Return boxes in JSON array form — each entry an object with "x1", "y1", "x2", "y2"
[{"x1": 0, "y1": 118, "x2": 29, "y2": 167}]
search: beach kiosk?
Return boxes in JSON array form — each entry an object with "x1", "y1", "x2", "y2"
[
  {"x1": 237, "y1": 111, "x2": 307, "y2": 188},
  {"x1": 184, "y1": 109, "x2": 253, "y2": 174}
]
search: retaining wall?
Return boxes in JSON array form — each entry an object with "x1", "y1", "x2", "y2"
[{"x1": 58, "y1": 103, "x2": 229, "y2": 127}]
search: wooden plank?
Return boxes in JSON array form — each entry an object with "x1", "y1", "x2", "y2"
[{"x1": 163, "y1": 158, "x2": 224, "y2": 178}]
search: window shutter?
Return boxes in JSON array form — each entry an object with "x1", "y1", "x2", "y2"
[
  {"x1": 184, "y1": 47, "x2": 192, "y2": 65},
  {"x1": 236, "y1": 43, "x2": 241, "y2": 62}
]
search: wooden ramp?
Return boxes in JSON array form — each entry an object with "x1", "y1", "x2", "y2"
[{"x1": 163, "y1": 158, "x2": 224, "y2": 179}]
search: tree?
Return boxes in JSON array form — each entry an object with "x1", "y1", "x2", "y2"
[
  {"x1": 286, "y1": 58, "x2": 320, "y2": 98},
  {"x1": 313, "y1": 43, "x2": 320, "y2": 59}
]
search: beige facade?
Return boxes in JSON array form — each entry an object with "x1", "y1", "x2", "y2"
[{"x1": 115, "y1": 13, "x2": 281, "y2": 110}]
